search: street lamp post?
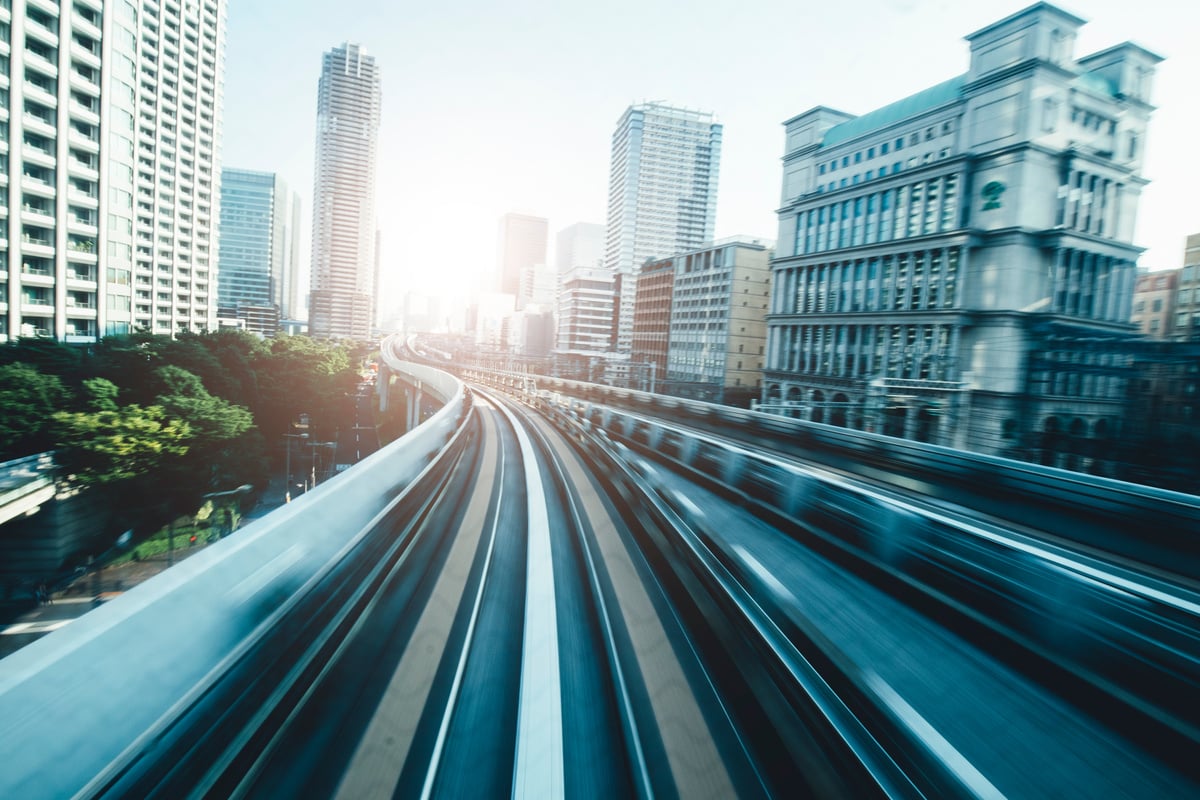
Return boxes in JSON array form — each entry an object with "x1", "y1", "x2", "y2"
[
  {"x1": 201, "y1": 484, "x2": 254, "y2": 539},
  {"x1": 283, "y1": 432, "x2": 308, "y2": 502},
  {"x1": 307, "y1": 441, "x2": 337, "y2": 487}
]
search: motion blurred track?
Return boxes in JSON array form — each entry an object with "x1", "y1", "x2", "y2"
[{"x1": 4, "y1": 363, "x2": 1197, "y2": 798}]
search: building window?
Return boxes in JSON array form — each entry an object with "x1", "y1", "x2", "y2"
[
  {"x1": 867, "y1": 147, "x2": 875, "y2": 159},
  {"x1": 895, "y1": 137, "x2": 904, "y2": 151},
  {"x1": 855, "y1": 152, "x2": 862, "y2": 163},
  {"x1": 881, "y1": 142, "x2": 889, "y2": 155},
  {"x1": 819, "y1": 164, "x2": 826, "y2": 175}
]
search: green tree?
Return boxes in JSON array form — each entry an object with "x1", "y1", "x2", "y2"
[
  {"x1": 82, "y1": 377, "x2": 119, "y2": 412},
  {"x1": 0, "y1": 363, "x2": 70, "y2": 458},
  {"x1": 153, "y1": 365, "x2": 254, "y2": 442},
  {"x1": 52, "y1": 403, "x2": 192, "y2": 484},
  {"x1": 253, "y1": 336, "x2": 359, "y2": 443}
]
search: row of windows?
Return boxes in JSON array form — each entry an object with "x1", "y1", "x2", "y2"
[
  {"x1": 818, "y1": 150, "x2": 955, "y2": 193},
  {"x1": 795, "y1": 176, "x2": 960, "y2": 255},
  {"x1": 771, "y1": 322, "x2": 956, "y2": 382},
  {"x1": 1056, "y1": 170, "x2": 1121, "y2": 238},
  {"x1": 1051, "y1": 249, "x2": 1132, "y2": 322},
  {"x1": 776, "y1": 248, "x2": 961, "y2": 315},
  {"x1": 818, "y1": 120, "x2": 955, "y2": 175}
]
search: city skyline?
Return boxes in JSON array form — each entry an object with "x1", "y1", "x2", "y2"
[{"x1": 221, "y1": 0, "x2": 1199, "y2": 309}]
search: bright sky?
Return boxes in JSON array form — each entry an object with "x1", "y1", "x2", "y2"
[{"x1": 222, "y1": 0, "x2": 1199, "y2": 315}]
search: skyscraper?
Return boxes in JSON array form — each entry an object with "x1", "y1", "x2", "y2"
[
  {"x1": 555, "y1": 222, "x2": 605, "y2": 275},
  {"x1": 217, "y1": 170, "x2": 302, "y2": 335},
  {"x1": 308, "y1": 43, "x2": 381, "y2": 340},
  {"x1": 604, "y1": 103, "x2": 722, "y2": 352},
  {"x1": 496, "y1": 213, "x2": 548, "y2": 298},
  {"x1": 2, "y1": 0, "x2": 227, "y2": 342}
]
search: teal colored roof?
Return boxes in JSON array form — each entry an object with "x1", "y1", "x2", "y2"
[
  {"x1": 822, "y1": 75, "x2": 967, "y2": 147},
  {"x1": 1074, "y1": 71, "x2": 1119, "y2": 99}
]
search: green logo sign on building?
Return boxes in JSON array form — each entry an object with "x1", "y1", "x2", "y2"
[{"x1": 981, "y1": 181, "x2": 1006, "y2": 210}]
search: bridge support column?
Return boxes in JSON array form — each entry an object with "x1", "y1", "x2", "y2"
[{"x1": 406, "y1": 381, "x2": 423, "y2": 432}]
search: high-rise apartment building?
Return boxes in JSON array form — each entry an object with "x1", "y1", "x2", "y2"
[
  {"x1": 764, "y1": 3, "x2": 1159, "y2": 459},
  {"x1": 497, "y1": 213, "x2": 547, "y2": 299},
  {"x1": 217, "y1": 169, "x2": 301, "y2": 335},
  {"x1": 1, "y1": 0, "x2": 227, "y2": 342},
  {"x1": 604, "y1": 102, "x2": 722, "y2": 353},
  {"x1": 308, "y1": 43, "x2": 381, "y2": 340}
]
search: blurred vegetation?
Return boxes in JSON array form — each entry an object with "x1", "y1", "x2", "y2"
[{"x1": 0, "y1": 332, "x2": 370, "y2": 547}]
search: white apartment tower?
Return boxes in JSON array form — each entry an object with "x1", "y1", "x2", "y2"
[
  {"x1": 308, "y1": 42, "x2": 381, "y2": 340},
  {"x1": 1, "y1": 0, "x2": 227, "y2": 342},
  {"x1": 604, "y1": 102, "x2": 722, "y2": 353}
]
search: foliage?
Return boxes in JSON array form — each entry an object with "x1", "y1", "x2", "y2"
[
  {"x1": 153, "y1": 365, "x2": 254, "y2": 442},
  {"x1": 252, "y1": 336, "x2": 360, "y2": 443},
  {"x1": 52, "y1": 403, "x2": 192, "y2": 484},
  {"x1": 0, "y1": 338, "x2": 84, "y2": 380},
  {"x1": 0, "y1": 363, "x2": 71, "y2": 459},
  {"x1": 82, "y1": 377, "x2": 119, "y2": 412},
  {"x1": 7, "y1": 332, "x2": 363, "y2": 539}
]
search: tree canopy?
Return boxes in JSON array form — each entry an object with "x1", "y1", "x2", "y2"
[{"x1": 0, "y1": 363, "x2": 70, "y2": 456}]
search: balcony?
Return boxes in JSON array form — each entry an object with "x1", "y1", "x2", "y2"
[
  {"x1": 22, "y1": 112, "x2": 55, "y2": 137},
  {"x1": 68, "y1": 159, "x2": 99, "y2": 182},
  {"x1": 23, "y1": 79, "x2": 57, "y2": 107},
  {"x1": 69, "y1": 99, "x2": 100, "y2": 125},
  {"x1": 72, "y1": 12, "x2": 102, "y2": 41},
  {"x1": 21, "y1": 298, "x2": 54, "y2": 316},
  {"x1": 66, "y1": 214, "x2": 98, "y2": 234},
  {"x1": 23, "y1": 49, "x2": 58, "y2": 79},
  {"x1": 67, "y1": 190, "x2": 98, "y2": 209},
  {"x1": 25, "y1": 22, "x2": 59, "y2": 51},
  {"x1": 20, "y1": 203, "x2": 55, "y2": 226},
  {"x1": 20, "y1": 234, "x2": 54, "y2": 256},
  {"x1": 68, "y1": 128, "x2": 100, "y2": 153},
  {"x1": 21, "y1": 143, "x2": 55, "y2": 169},
  {"x1": 66, "y1": 240, "x2": 97, "y2": 262},
  {"x1": 68, "y1": 68, "x2": 99, "y2": 97},
  {"x1": 20, "y1": 264, "x2": 54, "y2": 286},
  {"x1": 65, "y1": 268, "x2": 97, "y2": 288},
  {"x1": 71, "y1": 43, "x2": 101, "y2": 71}
]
